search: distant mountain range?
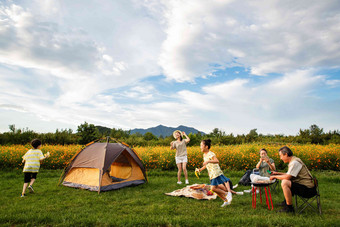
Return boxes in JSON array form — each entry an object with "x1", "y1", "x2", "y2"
[
  {"x1": 96, "y1": 124, "x2": 205, "y2": 137},
  {"x1": 130, "y1": 125, "x2": 206, "y2": 137}
]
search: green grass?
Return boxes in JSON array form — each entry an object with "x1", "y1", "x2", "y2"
[{"x1": 0, "y1": 169, "x2": 339, "y2": 226}]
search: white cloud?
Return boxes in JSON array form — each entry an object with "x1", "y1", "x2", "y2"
[
  {"x1": 0, "y1": 1, "x2": 164, "y2": 99},
  {"x1": 0, "y1": 0, "x2": 339, "y2": 135},
  {"x1": 158, "y1": 0, "x2": 340, "y2": 81},
  {"x1": 119, "y1": 84, "x2": 157, "y2": 101},
  {"x1": 172, "y1": 69, "x2": 337, "y2": 134},
  {"x1": 324, "y1": 78, "x2": 340, "y2": 88},
  {"x1": 0, "y1": 1, "x2": 163, "y2": 131},
  {"x1": 0, "y1": 104, "x2": 26, "y2": 112}
]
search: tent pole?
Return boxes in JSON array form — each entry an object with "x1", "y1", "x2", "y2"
[{"x1": 98, "y1": 169, "x2": 102, "y2": 194}]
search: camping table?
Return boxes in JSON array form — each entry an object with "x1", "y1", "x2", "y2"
[{"x1": 251, "y1": 180, "x2": 276, "y2": 210}]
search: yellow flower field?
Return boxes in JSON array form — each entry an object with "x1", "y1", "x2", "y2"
[
  {"x1": 138, "y1": 144, "x2": 340, "y2": 171},
  {"x1": 0, "y1": 144, "x2": 339, "y2": 171}
]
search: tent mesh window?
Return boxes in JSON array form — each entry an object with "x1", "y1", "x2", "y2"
[{"x1": 109, "y1": 152, "x2": 132, "y2": 182}]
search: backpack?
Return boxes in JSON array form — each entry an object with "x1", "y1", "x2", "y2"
[{"x1": 238, "y1": 170, "x2": 252, "y2": 186}]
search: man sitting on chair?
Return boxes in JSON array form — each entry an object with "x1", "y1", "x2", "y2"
[{"x1": 270, "y1": 146, "x2": 316, "y2": 213}]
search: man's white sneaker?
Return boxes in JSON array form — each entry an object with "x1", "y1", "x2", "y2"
[
  {"x1": 236, "y1": 191, "x2": 244, "y2": 195},
  {"x1": 177, "y1": 181, "x2": 182, "y2": 184},
  {"x1": 243, "y1": 189, "x2": 252, "y2": 193},
  {"x1": 185, "y1": 179, "x2": 189, "y2": 184}
]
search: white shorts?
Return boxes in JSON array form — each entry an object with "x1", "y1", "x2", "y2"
[
  {"x1": 175, "y1": 156, "x2": 188, "y2": 164},
  {"x1": 250, "y1": 174, "x2": 270, "y2": 182}
]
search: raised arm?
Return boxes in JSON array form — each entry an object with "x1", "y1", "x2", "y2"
[
  {"x1": 263, "y1": 156, "x2": 276, "y2": 171},
  {"x1": 40, "y1": 152, "x2": 50, "y2": 161},
  {"x1": 182, "y1": 132, "x2": 190, "y2": 143},
  {"x1": 256, "y1": 158, "x2": 262, "y2": 169}
]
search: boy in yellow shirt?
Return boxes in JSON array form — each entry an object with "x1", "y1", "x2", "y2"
[{"x1": 21, "y1": 139, "x2": 50, "y2": 197}]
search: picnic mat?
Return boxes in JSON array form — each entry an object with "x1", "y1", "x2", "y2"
[{"x1": 165, "y1": 184, "x2": 217, "y2": 200}]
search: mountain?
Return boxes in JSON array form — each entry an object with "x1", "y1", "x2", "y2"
[
  {"x1": 95, "y1": 124, "x2": 206, "y2": 137},
  {"x1": 130, "y1": 125, "x2": 205, "y2": 137}
]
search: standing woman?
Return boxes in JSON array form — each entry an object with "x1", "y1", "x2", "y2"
[{"x1": 170, "y1": 130, "x2": 190, "y2": 184}]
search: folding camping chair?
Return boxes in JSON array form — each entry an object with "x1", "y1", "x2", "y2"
[
  {"x1": 270, "y1": 179, "x2": 279, "y2": 193},
  {"x1": 294, "y1": 177, "x2": 322, "y2": 214}
]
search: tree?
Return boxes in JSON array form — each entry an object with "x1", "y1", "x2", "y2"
[
  {"x1": 327, "y1": 130, "x2": 340, "y2": 144},
  {"x1": 297, "y1": 128, "x2": 311, "y2": 144},
  {"x1": 187, "y1": 132, "x2": 202, "y2": 146},
  {"x1": 110, "y1": 128, "x2": 130, "y2": 139},
  {"x1": 309, "y1": 124, "x2": 323, "y2": 144},
  {"x1": 55, "y1": 129, "x2": 74, "y2": 145},
  {"x1": 246, "y1": 129, "x2": 258, "y2": 143},
  {"x1": 220, "y1": 133, "x2": 236, "y2": 145},
  {"x1": 209, "y1": 128, "x2": 225, "y2": 138},
  {"x1": 77, "y1": 122, "x2": 99, "y2": 144},
  {"x1": 143, "y1": 132, "x2": 158, "y2": 141},
  {"x1": 9, "y1": 124, "x2": 16, "y2": 133}
]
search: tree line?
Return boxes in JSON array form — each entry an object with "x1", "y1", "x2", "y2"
[{"x1": 1, "y1": 123, "x2": 339, "y2": 146}]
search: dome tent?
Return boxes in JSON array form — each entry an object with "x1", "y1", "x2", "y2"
[{"x1": 59, "y1": 138, "x2": 147, "y2": 192}]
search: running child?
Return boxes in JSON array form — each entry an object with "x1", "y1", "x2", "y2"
[
  {"x1": 21, "y1": 139, "x2": 50, "y2": 197},
  {"x1": 197, "y1": 139, "x2": 240, "y2": 207}
]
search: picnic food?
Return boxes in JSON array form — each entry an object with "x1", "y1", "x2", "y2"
[{"x1": 190, "y1": 184, "x2": 206, "y2": 190}]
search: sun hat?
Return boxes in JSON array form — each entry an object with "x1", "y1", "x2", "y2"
[{"x1": 173, "y1": 130, "x2": 183, "y2": 139}]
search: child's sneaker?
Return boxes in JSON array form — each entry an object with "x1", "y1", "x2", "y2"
[
  {"x1": 233, "y1": 184, "x2": 238, "y2": 189},
  {"x1": 185, "y1": 179, "x2": 189, "y2": 184},
  {"x1": 177, "y1": 181, "x2": 182, "y2": 184},
  {"x1": 28, "y1": 185, "x2": 34, "y2": 193},
  {"x1": 221, "y1": 201, "x2": 230, "y2": 207},
  {"x1": 21, "y1": 194, "x2": 26, "y2": 198}
]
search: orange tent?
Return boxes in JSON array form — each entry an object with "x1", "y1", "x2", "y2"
[{"x1": 59, "y1": 140, "x2": 147, "y2": 192}]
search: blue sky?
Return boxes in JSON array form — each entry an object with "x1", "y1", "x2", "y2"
[{"x1": 0, "y1": 0, "x2": 340, "y2": 135}]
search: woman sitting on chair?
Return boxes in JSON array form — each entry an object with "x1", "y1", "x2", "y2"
[{"x1": 244, "y1": 148, "x2": 276, "y2": 192}]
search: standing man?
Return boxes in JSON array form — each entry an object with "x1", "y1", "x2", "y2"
[{"x1": 270, "y1": 146, "x2": 316, "y2": 213}]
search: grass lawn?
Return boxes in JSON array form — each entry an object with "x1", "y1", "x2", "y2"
[{"x1": 0, "y1": 169, "x2": 339, "y2": 226}]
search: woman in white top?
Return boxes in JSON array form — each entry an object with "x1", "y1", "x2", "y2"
[{"x1": 170, "y1": 130, "x2": 190, "y2": 184}]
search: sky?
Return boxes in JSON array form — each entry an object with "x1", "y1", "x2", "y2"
[{"x1": 0, "y1": 0, "x2": 340, "y2": 135}]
